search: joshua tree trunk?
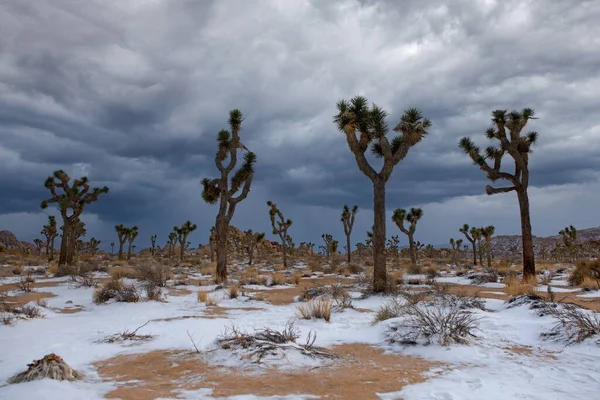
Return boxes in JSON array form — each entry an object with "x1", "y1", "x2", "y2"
[
  {"x1": 346, "y1": 235, "x2": 351, "y2": 264},
  {"x1": 215, "y1": 216, "x2": 228, "y2": 282},
  {"x1": 518, "y1": 188, "x2": 535, "y2": 278},
  {"x1": 127, "y1": 242, "x2": 133, "y2": 260},
  {"x1": 408, "y1": 235, "x2": 416, "y2": 265},
  {"x1": 49, "y1": 236, "x2": 56, "y2": 261},
  {"x1": 372, "y1": 179, "x2": 387, "y2": 291}
]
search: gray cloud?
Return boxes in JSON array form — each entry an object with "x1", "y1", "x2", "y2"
[{"x1": 1, "y1": 0, "x2": 599, "y2": 250}]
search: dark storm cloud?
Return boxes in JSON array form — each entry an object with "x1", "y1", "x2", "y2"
[{"x1": 1, "y1": 0, "x2": 600, "y2": 247}]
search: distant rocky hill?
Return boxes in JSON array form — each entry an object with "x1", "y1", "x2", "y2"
[
  {"x1": 0, "y1": 230, "x2": 35, "y2": 252},
  {"x1": 490, "y1": 226, "x2": 600, "y2": 258}
]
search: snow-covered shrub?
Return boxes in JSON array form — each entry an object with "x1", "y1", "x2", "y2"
[
  {"x1": 93, "y1": 280, "x2": 140, "y2": 304},
  {"x1": 134, "y1": 259, "x2": 172, "y2": 287},
  {"x1": 387, "y1": 302, "x2": 480, "y2": 346},
  {"x1": 373, "y1": 297, "x2": 405, "y2": 324},
  {"x1": 430, "y1": 288, "x2": 485, "y2": 310},
  {"x1": 542, "y1": 303, "x2": 600, "y2": 344},
  {"x1": 469, "y1": 269, "x2": 499, "y2": 284},
  {"x1": 568, "y1": 260, "x2": 600, "y2": 289},
  {"x1": 143, "y1": 282, "x2": 164, "y2": 302},
  {"x1": 17, "y1": 273, "x2": 35, "y2": 292},
  {"x1": 8, "y1": 353, "x2": 84, "y2": 384}
]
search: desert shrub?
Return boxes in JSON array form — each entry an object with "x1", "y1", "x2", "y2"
[
  {"x1": 17, "y1": 273, "x2": 35, "y2": 292},
  {"x1": 387, "y1": 303, "x2": 480, "y2": 346},
  {"x1": 308, "y1": 259, "x2": 323, "y2": 272},
  {"x1": 425, "y1": 267, "x2": 438, "y2": 283},
  {"x1": 291, "y1": 272, "x2": 302, "y2": 285},
  {"x1": 144, "y1": 282, "x2": 164, "y2": 301},
  {"x1": 373, "y1": 297, "x2": 405, "y2": 324},
  {"x1": 390, "y1": 270, "x2": 404, "y2": 285},
  {"x1": 407, "y1": 264, "x2": 422, "y2": 275},
  {"x1": 505, "y1": 274, "x2": 538, "y2": 296},
  {"x1": 430, "y1": 288, "x2": 485, "y2": 310},
  {"x1": 270, "y1": 272, "x2": 285, "y2": 286},
  {"x1": 347, "y1": 262, "x2": 362, "y2": 275},
  {"x1": 197, "y1": 291, "x2": 208, "y2": 303},
  {"x1": 12, "y1": 265, "x2": 22, "y2": 275},
  {"x1": 542, "y1": 303, "x2": 600, "y2": 344},
  {"x1": 14, "y1": 304, "x2": 44, "y2": 319},
  {"x1": 205, "y1": 294, "x2": 220, "y2": 306},
  {"x1": 296, "y1": 298, "x2": 333, "y2": 322},
  {"x1": 93, "y1": 280, "x2": 140, "y2": 304},
  {"x1": 568, "y1": 260, "x2": 600, "y2": 289},
  {"x1": 135, "y1": 260, "x2": 172, "y2": 287},
  {"x1": 228, "y1": 285, "x2": 239, "y2": 299},
  {"x1": 397, "y1": 289, "x2": 429, "y2": 305},
  {"x1": 300, "y1": 285, "x2": 329, "y2": 301},
  {"x1": 47, "y1": 264, "x2": 58, "y2": 275},
  {"x1": 469, "y1": 269, "x2": 499, "y2": 284},
  {"x1": 109, "y1": 267, "x2": 138, "y2": 280}
]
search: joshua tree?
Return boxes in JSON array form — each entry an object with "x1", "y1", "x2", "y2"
[
  {"x1": 306, "y1": 242, "x2": 315, "y2": 255},
  {"x1": 174, "y1": 221, "x2": 197, "y2": 261},
  {"x1": 126, "y1": 226, "x2": 138, "y2": 260},
  {"x1": 559, "y1": 225, "x2": 578, "y2": 263},
  {"x1": 459, "y1": 108, "x2": 538, "y2": 277},
  {"x1": 66, "y1": 219, "x2": 86, "y2": 259},
  {"x1": 334, "y1": 97, "x2": 430, "y2": 292},
  {"x1": 202, "y1": 110, "x2": 257, "y2": 283},
  {"x1": 41, "y1": 216, "x2": 58, "y2": 261},
  {"x1": 167, "y1": 231, "x2": 178, "y2": 258},
  {"x1": 40, "y1": 170, "x2": 108, "y2": 265},
  {"x1": 387, "y1": 235, "x2": 400, "y2": 257},
  {"x1": 243, "y1": 229, "x2": 265, "y2": 265},
  {"x1": 115, "y1": 224, "x2": 129, "y2": 260},
  {"x1": 459, "y1": 224, "x2": 478, "y2": 266},
  {"x1": 472, "y1": 227, "x2": 484, "y2": 266},
  {"x1": 267, "y1": 201, "x2": 292, "y2": 267},
  {"x1": 449, "y1": 238, "x2": 464, "y2": 264},
  {"x1": 321, "y1": 233, "x2": 339, "y2": 258},
  {"x1": 110, "y1": 242, "x2": 115, "y2": 254},
  {"x1": 414, "y1": 241, "x2": 425, "y2": 262},
  {"x1": 150, "y1": 235, "x2": 157, "y2": 256},
  {"x1": 89, "y1": 237, "x2": 101, "y2": 257},
  {"x1": 33, "y1": 239, "x2": 44, "y2": 256},
  {"x1": 392, "y1": 208, "x2": 423, "y2": 265},
  {"x1": 481, "y1": 225, "x2": 495, "y2": 268},
  {"x1": 341, "y1": 205, "x2": 358, "y2": 263}
]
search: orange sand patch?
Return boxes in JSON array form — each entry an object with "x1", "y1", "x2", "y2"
[{"x1": 96, "y1": 343, "x2": 442, "y2": 400}]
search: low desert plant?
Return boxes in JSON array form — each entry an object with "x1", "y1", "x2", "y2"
[
  {"x1": 144, "y1": 282, "x2": 164, "y2": 302},
  {"x1": 197, "y1": 291, "x2": 208, "y2": 303},
  {"x1": 135, "y1": 260, "x2": 172, "y2": 287},
  {"x1": 93, "y1": 280, "x2": 140, "y2": 304},
  {"x1": 373, "y1": 297, "x2": 405, "y2": 324},
  {"x1": 406, "y1": 264, "x2": 422, "y2": 275},
  {"x1": 205, "y1": 293, "x2": 219, "y2": 306},
  {"x1": 568, "y1": 260, "x2": 600, "y2": 289},
  {"x1": 505, "y1": 274, "x2": 538, "y2": 297},
  {"x1": 8, "y1": 353, "x2": 85, "y2": 384},
  {"x1": 270, "y1": 272, "x2": 285, "y2": 286},
  {"x1": 228, "y1": 285, "x2": 239, "y2": 299},
  {"x1": 16, "y1": 273, "x2": 35, "y2": 293},
  {"x1": 387, "y1": 303, "x2": 480, "y2": 346},
  {"x1": 109, "y1": 267, "x2": 138, "y2": 280},
  {"x1": 296, "y1": 298, "x2": 333, "y2": 322},
  {"x1": 542, "y1": 303, "x2": 600, "y2": 344}
]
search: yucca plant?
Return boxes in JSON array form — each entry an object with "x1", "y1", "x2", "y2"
[
  {"x1": 559, "y1": 225, "x2": 578, "y2": 263},
  {"x1": 481, "y1": 225, "x2": 495, "y2": 268},
  {"x1": 267, "y1": 201, "x2": 292, "y2": 267},
  {"x1": 41, "y1": 216, "x2": 58, "y2": 261},
  {"x1": 459, "y1": 224, "x2": 477, "y2": 266},
  {"x1": 392, "y1": 207, "x2": 423, "y2": 265},
  {"x1": 202, "y1": 110, "x2": 256, "y2": 283},
  {"x1": 174, "y1": 221, "x2": 197, "y2": 261},
  {"x1": 243, "y1": 229, "x2": 265, "y2": 265},
  {"x1": 334, "y1": 97, "x2": 430, "y2": 292}
]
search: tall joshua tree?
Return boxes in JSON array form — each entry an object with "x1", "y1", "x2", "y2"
[
  {"x1": 334, "y1": 97, "x2": 430, "y2": 292},
  {"x1": 459, "y1": 108, "x2": 538, "y2": 277},
  {"x1": 267, "y1": 201, "x2": 293, "y2": 267},
  {"x1": 174, "y1": 221, "x2": 197, "y2": 261},
  {"x1": 392, "y1": 208, "x2": 423, "y2": 265},
  {"x1": 341, "y1": 205, "x2": 358, "y2": 264},
  {"x1": 127, "y1": 226, "x2": 139, "y2": 260},
  {"x1": 481, "y1": 225, "x2": 495, "y2": 268},
  {"x1": 243, "y1": 229, "x2": 265, "y2": 266},
  {"x1": 202, "y1": 109, "x2": 256, "y2": 283},
  {"x1": 150, "y1": 235, "x2": 157, "y2": 256},
  {"x1": 115, "y1": 224, "x2": 129, "y2": 260},
  {"x1": 559, "y1": 225, "x2": 578, "y2": 263},
  {"x1": 41, "y1": 216, "x2": 58, "y2": 261},
  {"x1": 40, "y1": 170, "x2": 108, "y2": 266},
  {"x1": 89, "y1": 237, "x2": 101, "y2": 257},
  {"x1": 459, "y1": 224, "x2": 478, "y2": 266}
]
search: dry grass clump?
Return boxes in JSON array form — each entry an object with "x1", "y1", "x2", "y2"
[
  {"x1": 1, "y1": 293, "x2": 45, "y2": 325},
  {"x1": 12, "y1": 265, "x2": 22, "y2": 275},
  {"x1": 197, "y1": 291, "x2": 208, "y2": 303},
  {"x1": 270, "y1": 272, "x2": 285, "y2": 286},
  {"x1": 201, "y1": 263, "x2": 215, "y2": 276},
  {"x1": 93, "y1": 280, "x2": 140, "y2": 304},
  {"x1": 16, "y1": 273, "x2": 35, "y2": 293},
  {"x1": 542, "y1": 303, "x2": 600, "y2": 345},
  {"x1": 406, "y1": 264, "x2": 422, "y2": 275},
  {"x1": 387, "y1": 302, "x2": 480, "y2": 346},
  {"x1": 291, "y1": 272, "x2": 302, "y2": 285},
  {"x1": 205, "y1": 293, "x2": 220, "y2": 306},
  {"x1": 470, "y1": 269, "x2": 499, "y2": 284},
  {"x1": 568, "y1": 260, "x2": 600, "y2": 289},
  {"x1": 296, "y1": 298, "x2": 333, "y2": 322},
  {"x1": 143, "y1": 282, "x2": 164, "y2": 302},
  {"x1": 425, "y1": 266, "x2": 438, "y2": 282},
  {"x1": 8, "y1": 353, "x2": 84, "y2": 384},
  {"x1": 373, "y1": 297, "x2": 405, "y2": 324},
  {"x1": 109, "y1": 266, "x2": 139, "y2": 280},
  {"x1": 47, "y1": 263, "x2": 58, "y2": 275},
  {"x1": 228, "y1": 285, "x2": 239, "y2": 299},
  {"x1": 347, "y1": 262, "x2": 362, "y2": 275},
  {"x1": 505, "y1": 274, "x2": 538, "y2": 296},
  {"x1": 308, "y1": 259, "x2": 323, "y2": 272}
]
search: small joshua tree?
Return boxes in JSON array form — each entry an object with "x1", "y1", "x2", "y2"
[
  {"x1": 202, "y1": 110, "x2": 256, "y2": 283},
  {"x1": 321, "y1": 234, "x2": 339, "y2": 258},
  {"x1": 481, "y1": 225, "x2": 495, "y2": 268},
  {"x1": 334, "y1": 97, "x2": 430, "y2": 292},
  {"x1": 126, "y1": 226, "x2": 138, "y2": 260},
  {"x1": 174, "y1": 221, "x2": 197, "y2": 261},
  {"x1": 306, "y1": 242, "x2": 315, "y2": 255},
  {"x1": 341, "y1": 205, "x2": 358, "y2": 263},
  {"x1": 459, "y1": 224, "x2": 478, "y2": 266},
  {"x1": 40, "y1": 170, "x2": 108, "y2": 266},
  {"x1": 559, "y1": 225, "x2": 578, "y2": 263},
  {"x1": 110, "y1": 242, "x2": 115, "y2": 254},
  {"x1": 89, "y1": 237, "x2": 101, "y2": 257},
  {"x1": 33, "y1": 239, "x2": 44, "y2": 256},
  {"x1": 167, "y1": 231, "x2": 177, "y2": 258},
  {"x1": 115, "y1": 224, "x2": 129, "y2": 260},
  {"x1": 150, "y1": 235, "x2": 157, "y2": 256},
  {"x1": 387, "y1": 235, "x2": 400, "y2": 257},
  {"x1": 459, "y1": 108, "x2": 538, "y2": 277},
  {"x1": 41, "y1": 216, "x2": 58, "y2": 261},
  {"x1": 392, "y1": 208, "x2": 423, "y2": 265},
  {"x1": 267, "y1": 201, "x2": 293, "y2": 267},
  {"x1": 449, "y1": 238, "x2": 464, "y2": 264},
  {"x1": 472, "y1": 227, "x2": 484, "y2": 266},
  {"x1": 243, "y1": 229, "x2": 265, "y2": 266}
]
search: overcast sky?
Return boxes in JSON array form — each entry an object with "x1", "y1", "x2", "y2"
[{"x1": 1, "y1": 0, "x2": 599, "y2": 251}]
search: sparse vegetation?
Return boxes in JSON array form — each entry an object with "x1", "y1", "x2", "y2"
[{"x1": 296, "y1": 298, "x2": 333, "y2": 322}]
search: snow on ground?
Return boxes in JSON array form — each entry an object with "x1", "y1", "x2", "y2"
[
  {"x1": 1, "y1": 279, "x2": 599, "y2": 399},
  {"x1": 578, "y1": 290, "x2": 600, "y2": 298}
]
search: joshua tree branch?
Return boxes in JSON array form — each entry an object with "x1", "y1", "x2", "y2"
[{"x1": 485, "y1": 185, "x2": 517, "y2": 195}]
